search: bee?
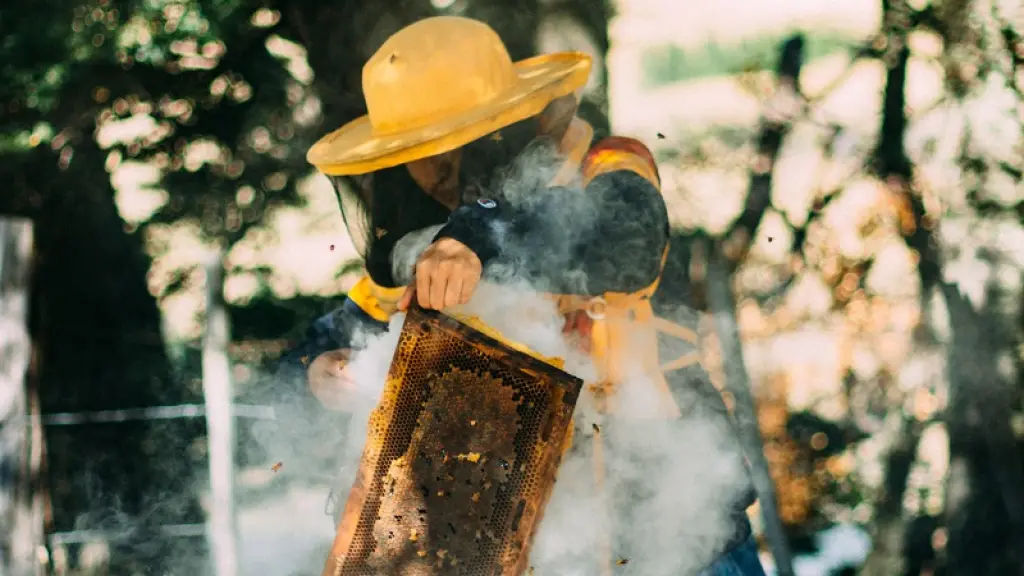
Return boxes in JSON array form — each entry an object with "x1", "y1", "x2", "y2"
[
  {"x1": 592, "y1": 423, "x2": 601, "y2": 434},
  {"x1": 616, "y1": 557, "x2": 630, "y2": 566},
  {"x1": 271, "y1": 462, "x2": 283, "y2": 472}
]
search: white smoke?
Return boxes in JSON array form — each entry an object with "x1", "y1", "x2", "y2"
[
  {"x1": 530, "y1": 387, "x2": 751, "y2": 575},
  {"x1": 485, "y1": 135, "x2": 753, "y2": 574},
  {"x1": 326, "y1": 315, "x2": 404, "y2": 494},
  {"x1": 325, "y1": 278, "x2": 751, "y2": 575},
  {"x1": 278, "y1": 127, "x2": 755, "y2": 575}
]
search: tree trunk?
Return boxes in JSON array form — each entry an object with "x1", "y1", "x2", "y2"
[
  {"x1": 278, "y1": 0, "x2": 435, "y2": 138},
  {"x1": 940, "y1": 282, "x2": 1024, "y2": 575},
  {"x1": 861, "y1": 15, "x2": 922, "y2": 568},
  {"x1": 865, "y1": 3, "x2": 1024, "y2": 573},
  {"x1": 692, "y1": 35, "x2": 806, "y2": 575},
  {"x1": 27, "y1": 137, "x2": 205, "y2": 573},
  {"x1": 0, "y1": 217, "x2": 43, "y2": 576},
  {"x1": 706, "y1": 242, "x2": 796, "y2": 576},
  {"x1": 202, "y1": 253, "x2": 239, "y2": 576},
  {"x1": 858, "y1": 413, "x2": 922, "y2": 575}
]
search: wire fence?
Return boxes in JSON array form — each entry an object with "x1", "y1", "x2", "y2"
[{"x1": 40, "y1": 404, "x2": 276, "y2": 426}]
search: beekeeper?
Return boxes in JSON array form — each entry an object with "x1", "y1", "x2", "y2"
[{"x1": 281, "y1": 15, "x2": 766, "y2": 575}]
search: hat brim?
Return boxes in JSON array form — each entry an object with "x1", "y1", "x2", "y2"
[{"x1": 306, "y1": 52, "x2": 593, "y2": 176}]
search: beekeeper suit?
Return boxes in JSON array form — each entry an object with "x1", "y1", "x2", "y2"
[{"x1": 280, "y1": 15, "x2": 766, "y2": 576}]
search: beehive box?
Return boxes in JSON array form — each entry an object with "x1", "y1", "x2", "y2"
[{"x1": 322, "y1": 307, "x2": 583, "y2": 576}]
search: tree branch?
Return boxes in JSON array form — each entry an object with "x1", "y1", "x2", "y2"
[
  {"x1": 724, "y1": 35, "x2": 805, "y2": 271},
  {"x1": 705, "y1": 240, "x2": 796, "y2": 576}
]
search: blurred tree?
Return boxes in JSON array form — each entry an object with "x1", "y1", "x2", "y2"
[
  {"x1": 930, "y1": 0, "x2": 1024, "y2": 569},
  {"x1": 2, "y1": 0, "x2": 624, "y2": 569},
  {"x1": 538, "y1": 0, "x2": 614, "y2": 137},
  {"x1": 858, "y1": 5, "x2": 925, "y2": 573},
  {"x1": 862, "y1": 0, "x2": 1024, "y2": 573},
  {"x1": 652, "y1": 0, "x2": 1024, "y2": 572},
  {"x1": 0, "y1": 0, "x2": 432, "y2": 570},
  {"x1": 0, "y1": 1, "x2": 210, "y2": 571}
]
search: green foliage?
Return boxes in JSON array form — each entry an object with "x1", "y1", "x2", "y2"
[
  {"x1": 0, "y1": 0, "x2": 315, "y2": 240},
  {"x1": 105, "y1": 2, "x2": 311, "y2": 242},
  {"x1": 0, "y1": 0, "x2": 346, "y2": 353},
  {"x1": 641, "y1": 30, "x2": 858, "y2": 88}
]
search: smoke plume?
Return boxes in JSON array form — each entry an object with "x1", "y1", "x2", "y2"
[{"x1": 280, "y1": 142, "x2": 756, "y2": 575}]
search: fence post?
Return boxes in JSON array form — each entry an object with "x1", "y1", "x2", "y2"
[
  {"x1": 0, "y1": 217, "x2": 44, "y2": 576},
  {"x1": 202, "y1": 251, "x2": 239, "y2": 576}
]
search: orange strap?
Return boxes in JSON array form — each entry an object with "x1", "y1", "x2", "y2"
[
  {"x1": 346, "y1": 276, "x2": 405, "y2": 322},
  {"x1": 555, "y1": 247, "x2": 683, "y2": 418},
  {"x1": 592, "y1": 429, "x2": 613, "y2": 576},
  {"x1": 581, "y1": 136, "x2": 662, "y2": 188}
]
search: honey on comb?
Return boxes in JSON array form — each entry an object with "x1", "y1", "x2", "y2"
[{"x1": 329, "y1": 308, "x2": 583, "y2": 575}]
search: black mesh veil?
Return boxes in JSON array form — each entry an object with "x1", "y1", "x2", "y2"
[
  {"x1": 329, "y1": 174, "x2": 374, "y2": 259},
  {"x1": 324, "y1": 95, "x2": 580, "y2": 286}
]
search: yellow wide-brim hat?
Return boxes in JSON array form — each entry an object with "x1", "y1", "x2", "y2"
[{"x1": 307, "y1": 16, "x2": 592, "y2": 176}]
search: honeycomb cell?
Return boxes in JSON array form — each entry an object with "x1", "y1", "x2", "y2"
[{"x1": 328, "y1": 307, "x2": 583, "y2": 576}]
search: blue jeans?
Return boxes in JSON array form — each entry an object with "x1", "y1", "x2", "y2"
[{"x1": 698, "y1": 536, "x2": 767, "y2": 576}]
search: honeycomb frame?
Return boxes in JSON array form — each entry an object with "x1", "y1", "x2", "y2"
[{"x1": 322, "y1": 307, "x2": 584, "y2": 576}]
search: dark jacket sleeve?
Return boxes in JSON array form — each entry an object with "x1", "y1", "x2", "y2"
[
  {"x1": 273, "y1": 298, "x2": 389, "y2": 397},
  {"x1": 242, "y1": 298, "x2": 389, "y2": 481},
  {"x1": 436, "y1": 169, "x2": 670, "y2": 296}
]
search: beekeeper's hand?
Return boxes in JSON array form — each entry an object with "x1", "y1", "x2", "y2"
[
  {"x1": 397, "y1": 237, "x2": 482, "y2": 311},
  {"x1": 307, "y1": 348, "x2": 356, "y2": 411}
]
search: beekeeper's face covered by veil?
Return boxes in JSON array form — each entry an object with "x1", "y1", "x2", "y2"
[{"x1": 325, "y1": 93, "x2": 579, "y2": 287}]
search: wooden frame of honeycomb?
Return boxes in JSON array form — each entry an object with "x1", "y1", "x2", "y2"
[{"x1": 322, "y1": 307, "x2": 583, "y2": 576}]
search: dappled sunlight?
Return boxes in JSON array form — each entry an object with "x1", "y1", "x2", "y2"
[
  {"x1": 129, "y1": 171, "x2": 361, "y2": 342},
  {"x1": 615, "y1": 74, "x2": 765, "y2": 134},
  {"x1": 111, "y1": 161, "x2": 167, "y2": 224},
  {"x1": 2, "y1": 0, "x2": 1022, "y2": 573},
  {"x1": 95, "y1": 113, "x2": 163, "y2": 149},
  {"x1": 266, "y1": 35, "x2": 315, "y2": 85},
  {"x1": 611, "y1": 0, "x2": 878, "y2": 48},
  {"x1": 821, "y1": 179, "x2": 889, "y2": 259},
  {"x1": 908, "y1": 423, "x2": 950, "y2": 515},
  {"x1": 866, "y1": 240, "x2": 920, "y2": 298},
  {"x1": 769, "y1": 125, "x2": 828, "y2": 225},
  {"x1": 222, "y1": 270, "x2": 261, "y2": 305},
  {"x1": 604, "y1": 2, "x2": 1022, "y2": 562},
  {"x1": 225, "y1": 172, "x2": 362, "y2": 296},
  {"x1": 144, "y1": 219, "x2": 214, "y2": 341},
  {"x1": 664, "y1": 164, "x2": 749, "y2": 233}
]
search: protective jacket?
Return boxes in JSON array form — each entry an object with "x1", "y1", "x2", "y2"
[
  {"x1": 289, "y1": 14, "x2": 758, "y2": 575},
  {"x1": 286, "y1": 118, "x2": 756, "y2": 573}
]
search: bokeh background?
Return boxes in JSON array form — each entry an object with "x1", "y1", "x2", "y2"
[{"x1": 0, "y1": 0, "x2": 1022, "y2": 574}]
